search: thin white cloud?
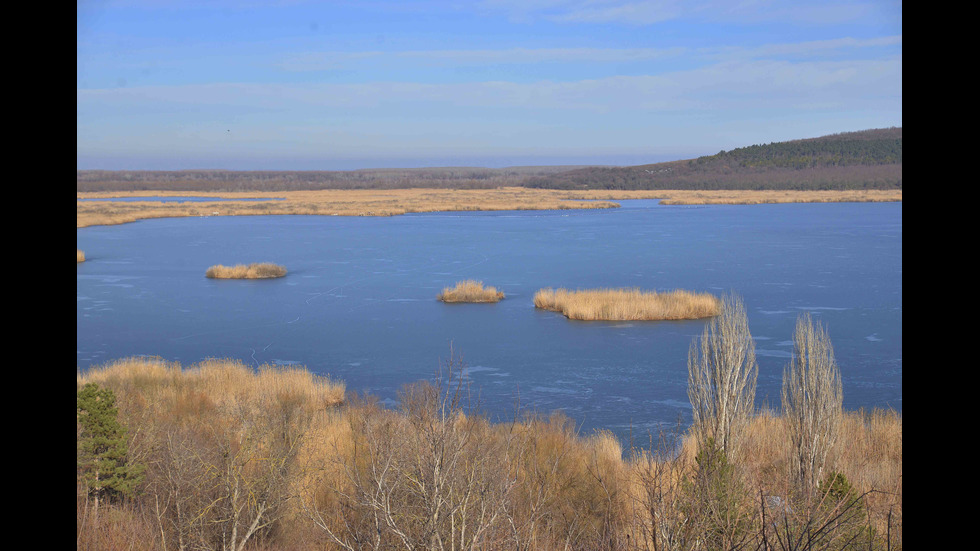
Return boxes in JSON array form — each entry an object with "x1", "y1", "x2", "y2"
[
  {"x1": 275, "y1": 36, "x2": 899, "y2": 73},
  {"x1": 704, "y1": 36, "x2": 902, "y2": 61},
  {"x1": 276, "y1": 46, "x2": 688, "y2": 72},
  {"x1": 79, "y1": 55, "x2": 901, "y2": 114},
  {"x1": 478, "y1": 0, "x2": 896, "y2": 26}
]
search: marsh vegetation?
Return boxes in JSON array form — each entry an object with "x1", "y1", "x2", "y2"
[
  {"x1": 533, "y1": 287, "x2": 722, "y2": 321},
  {"x1": 205, "y1": 263, "x2": 287, "y2": 279},
  {"x1": 437, "y1": 280, "x2": 505, "y2": 303},
  {"x1": 75, "y1": 188, "x2": 623, "y2": 228},
  {"x1": 77, "y1": 249, "x2": 85, "y2": 263}
]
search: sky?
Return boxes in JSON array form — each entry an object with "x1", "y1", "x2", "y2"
[{"x1": 77, "y1": 0, "x2": 902, "y2": 170}]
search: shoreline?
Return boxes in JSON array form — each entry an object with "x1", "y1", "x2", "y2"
[{"x1": 76, "y1": 187, "x2": 902, "y2": 228}]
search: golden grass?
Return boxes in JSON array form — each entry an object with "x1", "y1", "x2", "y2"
[
  {"x1": 653, "y1": 189, "x2": 903, "y2": 205},
  {"x1": 77, "y1": 249, "x2": 85, "y2": 263},
  {"x1": 76, "y1": 188, "x2": 901, "y2": 228},
  {"x1": 205, "y1": 262, "x2": 287, "y2": 279},
  {"x1": 437, "y1": 280, "x2": 505, "y2": 303},
  {"x1": 75, "y1": 188, "x2": 620, "y2": 228},
  {"x1": 77, "y1": 356, "x2": 346, "y2": 413},
  {"x1": 533, "y1": 287, "x2": 721, "y2": 321}
]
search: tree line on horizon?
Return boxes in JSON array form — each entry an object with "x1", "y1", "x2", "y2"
[
  {"x1": 77, "y1": 128, "x2": 901, "y2": 193},
  {"x1": 524, "y1": 128, "x2": 902, "y2": 191}
]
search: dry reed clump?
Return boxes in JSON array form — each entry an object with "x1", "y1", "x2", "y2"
[
  {"x1": 77, "y1": 249, "x2": 85, "y2": 262},
  {"x1": 437, "y1": 280, "x2": 505, "y2": 303},
  {"x1": 533, "y1": 287, "x2": 721, "y2": 321},
  {"x1": 77, "y1": 356, "x2": 346, "y2": 411},
  {"x1": 205, "y1": 262, "x2": 287, "y2": 279}
]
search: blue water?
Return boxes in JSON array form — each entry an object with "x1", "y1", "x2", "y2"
[{"x1": 77, "y1": 199, "x2": 902, "y2": 443}]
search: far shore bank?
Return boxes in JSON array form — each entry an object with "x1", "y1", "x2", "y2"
[{"x1": 76, "y1": 188, "x2": 902, "y2": 228}]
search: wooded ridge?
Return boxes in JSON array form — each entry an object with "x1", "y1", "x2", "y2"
[{"x1": 77, "y1": 128, "x2": 901, "y2": 193}]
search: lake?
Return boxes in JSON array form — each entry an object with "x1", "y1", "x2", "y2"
[{"x1": 77, "y1": 199, "x2": 902, "y2": 444}]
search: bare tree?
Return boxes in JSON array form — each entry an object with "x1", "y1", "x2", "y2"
[
  {"x1": 625, "y1": 424, "x2": 704, "y2": 551},
  {"x1": 687, "y1": 292, "x2": 758, "y2": 461},
  {"x1": 144, "y1": 389, "x2": 308, "y2": 551},
  {"x1": 306, "y1": 346, "x2": 519, "y2": 551},
  {"x1": 781, "y1": 313, "x2": 843, "y2": 493}
]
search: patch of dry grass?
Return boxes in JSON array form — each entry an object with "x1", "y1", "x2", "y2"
[
  {"x1": 533, "y1": 287, "x2": 721, "y2": 321},
  {"x1": 76, "y1": 188, "x2": 901, "y2": 228},
  {"x1": 75, "y1": 188, "x2": 621, "y2": 228},
  {"x1": 437, "y1": 280, "x2": 505, "y2": 303},
  {"x1": 654, "y1": 189, "x2": 902, "y2": 205},
  {"x1": 77, "y1": 249, "x2": 85, "y2": 263},
  {"x1": 205, "y1": 262, "x2": 287, "y2": 279},
  {"x1": 77, "y1": 355, "x2": 346, "y2": 414}
]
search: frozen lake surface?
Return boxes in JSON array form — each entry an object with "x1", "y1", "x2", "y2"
[{"x1": 77, "y1": 199, "x2": 902, "y2": 443}]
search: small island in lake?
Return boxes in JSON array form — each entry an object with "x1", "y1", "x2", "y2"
[
  {"x1": 205, "y1": 263, "x2": 287, "y2": 279},
  {"x1": 533, "y1": 287, "x2": 720, "y2": 321},
  {"x1": 437, "y1": 280, "x2": 505, "y2": 303}
]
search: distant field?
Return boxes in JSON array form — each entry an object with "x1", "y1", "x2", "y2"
[{"x1": 75, "y1": 188, "x2": 621, "y2": 227}]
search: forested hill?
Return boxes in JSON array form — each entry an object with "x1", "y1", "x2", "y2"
[{"x1": 525, "y1": 127, "x2": 902, "y2": 191}]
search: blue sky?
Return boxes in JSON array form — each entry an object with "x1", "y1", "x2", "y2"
[{"x1": 77, "y1": 1, "x2": 902, "y2": 170}]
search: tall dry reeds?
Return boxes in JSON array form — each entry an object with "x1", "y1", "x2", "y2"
[
  {"x1": 205, "y1": 262, "x2": 287, "y2": 279},
  {"x1": 77, "y1": 356, "x2": 346, "y2": 423},
  {"x1": 77, "y1": 249, "x2": 85, "y2": 262},
  {"x1": 437, "y1": 280, "x2": 505, "y2": 303},
  {"x1": 533, "y1": 287, "x2": 721, "y2": 321}
]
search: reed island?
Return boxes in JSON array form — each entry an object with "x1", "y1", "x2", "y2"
[
  {"x1": 205, "y1": 263, "x2": 288, "y2": 279},
  {"x1": 437, "y1": 280, "x2": 505, "y2": 303},
  {"x1": 533, "y1": 287, "x2": 721, "y2": 321}
]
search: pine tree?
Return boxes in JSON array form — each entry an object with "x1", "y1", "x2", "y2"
[{"x1": 77, "y1": 383, "x2": 143, "y2": 509}]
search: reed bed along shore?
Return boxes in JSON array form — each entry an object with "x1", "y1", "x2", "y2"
[
  {"x1": 76, "y1": 188, "x2": 901, "y2": 228},
  {"x1": 534, "y1": 287, "x2": 721, "y2": 321},
  {"x1": 205, "y1": 262, "x2": 287, "y2": 279},
  {"x1": 75, "y1": 188, "x2": 620, "y2": 228},
  {"x1": 77, "y1": 249, "x2": 85, "y2": 262},
  {"x1": 652, "y1": 189, "x2": 903, "y2": 205},
  {"x1": 437, "y1": 280, "x2": 505, "y2": 303}
]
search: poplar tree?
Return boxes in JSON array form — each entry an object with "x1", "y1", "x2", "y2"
[
  {"x1": 781, "y1": 313, "x2": 843, "y2": 493},
  {"x1": 77, "y1": 382, "x2": 143, "y2": 510},
  {"x1": 687, "y1": 292, "x2": 758, "y2": 461}
]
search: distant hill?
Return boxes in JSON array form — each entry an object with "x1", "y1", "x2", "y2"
[
  {"x1": 77, "y1": 128, "x2": 900, "y2": 193},
  {"x1": 525, "y1": 128, "x2": 902, "y2": 191}
]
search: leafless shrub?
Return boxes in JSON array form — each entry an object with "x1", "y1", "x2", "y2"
[{"x1": 306, "y1": 346, "x2": 519, "y2": 550}]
